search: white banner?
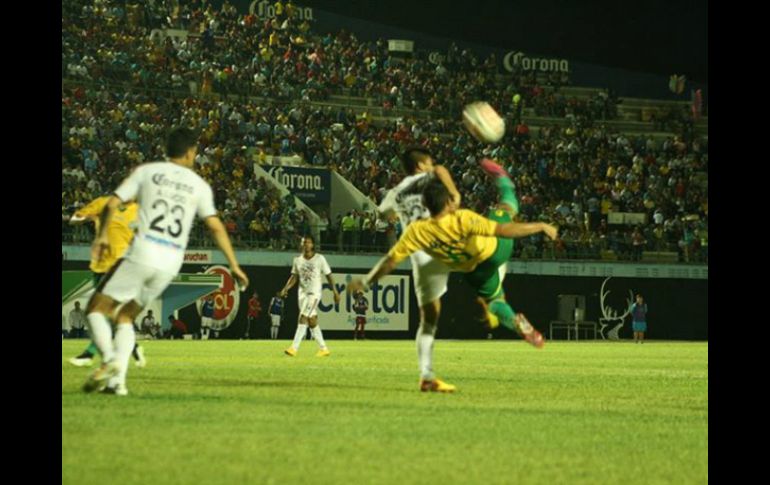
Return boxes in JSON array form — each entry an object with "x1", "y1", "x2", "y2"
[
  {"x1": 315, "y1": 273, "x2": 411, "y2": 331},
  {"x1": 388, "y1": 39, "x2": 414, "y2": 53}
]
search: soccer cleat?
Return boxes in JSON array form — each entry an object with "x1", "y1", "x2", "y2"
[
  {"x1": 419, "y1": 378, "x2": 457, "y2": 393},
  {"x1": 475, "y1": 297, "x2": 500, "y2": 330},
  {"x1": 134, "y1": 345, "x2": 147, "y2": 368},
  {"x1": 479, "y1": 158, "x2": 511, "y2": 180},
  {"x1": 316, "y1": 348, "x2": 331, "y2": 357},
  {"x1": 101, "y1": 384, "x2": 128, "y2": 396},
  {"x1": 68, "y1": 356, "x2": 94, "y2": 367},
  {"x1": 284, "y1": 347, "x2": 297, "y2": 357},
  {"x1": 82, "y1": 361, "x2": 120, "y2": 393},
  {"x1": 514, "y1": 313, "x2": 545, "y2": 349}
]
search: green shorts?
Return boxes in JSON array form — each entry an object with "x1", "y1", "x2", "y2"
[{"x1": 464, "y1": 208, "x2": 514, "y2": 300}]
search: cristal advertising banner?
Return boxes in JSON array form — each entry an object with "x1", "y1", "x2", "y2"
[
  {"x1": 315, "y1": 273, "x2": 410, "y2": 331},
  {"x1": 260, "y1": 165, "x2": 331, "y2": 203}
]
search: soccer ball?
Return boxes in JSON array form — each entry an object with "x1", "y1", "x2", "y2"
[{"x1": 462, "y1": 101, "x2": 505, "y2": 143}]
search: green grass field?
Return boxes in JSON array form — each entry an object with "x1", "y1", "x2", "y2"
[{"x1": 62, "y1": 339, "x2": 708, "y2": 485}]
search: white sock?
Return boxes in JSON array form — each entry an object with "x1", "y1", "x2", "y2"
[
  {"x1": 312, "y1": 325, "x2": 327, "y2": 349},
  {"x1": 113, "y1": 323, "x2": 136, "y2": 386},
  {"x1": 87, "y1": 312, "x2": 115, "y2": 362},
  {"x1": 272, "y1": 326, "x2": 279, "y2": 339},
  {"x1": 416, "y1": 326, "x2": 436, "y2": 380},
  {"x1": 292, "y1": 324, "x2": 308, "y2": 349}
]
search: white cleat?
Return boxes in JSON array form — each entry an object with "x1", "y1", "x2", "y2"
[{"x1": 68, "y1": 357, "x2": 94, "y2": 367}]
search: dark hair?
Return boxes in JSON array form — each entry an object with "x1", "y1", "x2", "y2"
[
  {"x1": 166, "y1": 127, "x2": 199, "y2": 158},
  {"x1": 302, "y1": 234, "x2": 315, "y2": 244},
  {"x1": 401, "y1": 146, "x2": 432, "y2": 174},
  {"x1": 422, "y1": 177, "x2": 451, "y2": 216}
]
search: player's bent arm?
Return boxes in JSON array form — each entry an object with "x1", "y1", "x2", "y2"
[
  {"x1": 433, "y1": 165, "x2": 462, "y2": 208},
  {"x1": 204, "y1": 216, "x2": 249, "y2": 289},
  {"x1": 495, "y1": 221, "x2": 559, "y2": 241}
]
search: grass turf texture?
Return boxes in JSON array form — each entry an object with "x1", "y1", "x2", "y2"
[{"x1": 62, "y1": 340, "x2": 707, "y2": 485}]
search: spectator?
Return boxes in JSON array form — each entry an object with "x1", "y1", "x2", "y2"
[
  {"x1": 630, "y1": 294, "x2": 649, "y2": 343},
  {"x1": 631, "y1": 227, "x2": 646, "y2": 261},
  {"x1": 318, "y1": 210, "x2": 331, "y2": 249},
  {"x1": 141, "y1": 310, "x2": 158, "y2": 338},
  {"x1": 201, "y1": 296, "x2": 215, "y2": 340},
  {"x1": 246, "y1": 291, "x2": 261, "y2": 339},
  {"x1": 341, "y1": 211, "x2": 357, "y2": 252},
  {"x1": 68, "y1": 301, "x2": 87, "y2": 339},
  {"x1": 168, "y1": 315, "x2": 188, "y2": 339},
  {"x1": 268, "y1": 292, "x2": 285, "y2": 340}
]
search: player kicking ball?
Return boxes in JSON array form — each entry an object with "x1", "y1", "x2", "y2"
[
  {"x1": 82, "y1": 127, "x2": 248, "y2": 396},
  {"x1": 348, "y1": 159, "x2": 558, "y2": 391},
  {"x1": 280, "y1": 235, "x2": 340, "y2": 357}
]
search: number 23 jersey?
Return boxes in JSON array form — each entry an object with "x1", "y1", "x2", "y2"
[{"x1": 115, "y1": 161, "x2": 217, "y2": 274}]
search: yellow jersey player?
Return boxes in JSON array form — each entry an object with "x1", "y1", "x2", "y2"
[
  {"x1": 349, "y1": 159, "x2": 558, "y2": 392},
  {"x1": 68, "y1": 195, "x2": 146, "y2": 368}
]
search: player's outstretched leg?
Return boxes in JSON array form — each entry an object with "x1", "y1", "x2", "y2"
[
  {"x1": 479, "y1": 158, "x2": 519, "y2": 217},
  {"x1": 477, "y1": 295, "x2": 544, "y2": 349}
]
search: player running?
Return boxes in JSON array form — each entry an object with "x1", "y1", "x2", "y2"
[{"x1": 82, "y1": 127, "x2": 248, "y2": 395}]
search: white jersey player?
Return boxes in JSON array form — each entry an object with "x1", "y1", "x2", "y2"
[
  {"x1": 373, "y1": 146, "x2": 462, "y2": 392},
  {"x1": 83, "y1": 128, "x2": 249, "y2": 396},
  {"x1": 280, "y1": 234, "x2": 341, "y2": 357}
]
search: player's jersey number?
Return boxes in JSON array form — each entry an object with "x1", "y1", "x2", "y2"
[{"x1": 149, "y1": 200, "x2": 185, "y2": 237}]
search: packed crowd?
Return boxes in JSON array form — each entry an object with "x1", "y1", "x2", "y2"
[{"x1": 62, "y1": 0, "x2": 708, "y2": 262}]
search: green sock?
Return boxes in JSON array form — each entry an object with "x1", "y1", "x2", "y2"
[
  {"x1": 496, "y1": 177, "x2": 520, "y2": 215},
  {"x1": 85, "y1": 342, "x2": 99, "y2": 356},
  {"x1": 489, "y1": 299, "x2": 517, "y2": 331}
]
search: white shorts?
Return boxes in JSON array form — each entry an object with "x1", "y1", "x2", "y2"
[
  {"x1": 99, "y1": 259, "x2": 176, "y2": 309},
  {"x1": 201, "y1": 316, "x2": 213, "y2": 329},
  {"x1": 270, "y1": 315, "x2": 281, "y2": 327},
  {"x1": 411, "y1": 251, "x2": 451, "y2": 307},
  {"x1": 298, "y1": 293, "x2": 321, "y2": 318}
]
